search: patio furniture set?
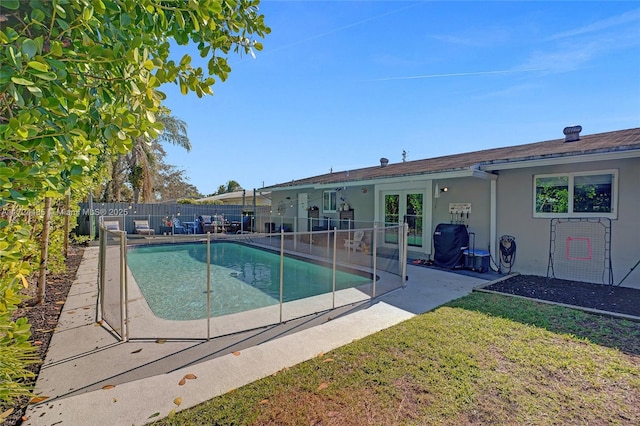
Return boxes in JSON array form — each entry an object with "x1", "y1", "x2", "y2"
[{"x1": 131, "y1": 215, "x2": 248, "y2": 236}]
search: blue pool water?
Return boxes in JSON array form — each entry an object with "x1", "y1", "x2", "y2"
[{"x1": 127, "y1": 242, "x2": 371, "y2": 320}]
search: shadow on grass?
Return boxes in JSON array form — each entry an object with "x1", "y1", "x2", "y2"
[{"x1": 444, "y1": 291, "x2": 640, "y2": 356}]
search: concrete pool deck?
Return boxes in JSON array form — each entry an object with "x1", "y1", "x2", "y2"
[{"x1": 24, "y1": 246, "x2": 495, "y2": 425}]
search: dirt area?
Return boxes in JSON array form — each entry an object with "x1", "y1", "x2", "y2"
[
  {"x1": 484, "y1": 274, "x2": 640, "y2": 318},
  {"x1": 3, "y1": 246, "x2": 83, "y2": 426}
]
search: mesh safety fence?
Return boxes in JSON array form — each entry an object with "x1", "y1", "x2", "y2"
[
  {"x1": 98, "y1": 224, "x2": 127, "y2": 340},
  {"x1": 99, "y1": 217, "x2": 407, "y2": 341}
]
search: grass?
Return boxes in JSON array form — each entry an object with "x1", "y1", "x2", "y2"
[{"x1": 153, "y1": 292, "x2": 640, "y2": 425}]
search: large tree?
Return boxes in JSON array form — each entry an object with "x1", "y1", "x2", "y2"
[
  {"x1": 154, "y1": 162, "x2": 202, "y2": 201},
  {"x1": 149, "y1": 136, "x2": 202, "y2": 201},
  {"x1": 127, "y1": 112, "x2": 191, "y2": 203},
  {"x1": 212, "y1": 179, "x2": 243, "y2": 196},
  {"x1": 0, "y1": 0, "x2": 269, "y2": 403},
  {"x1": 101, "y1": 112, "x2": 194, "y2": 202}
]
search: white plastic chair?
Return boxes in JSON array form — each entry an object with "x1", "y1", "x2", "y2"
[{"x1": 344, "y1": 230, "x2": 364, "y2": 251}]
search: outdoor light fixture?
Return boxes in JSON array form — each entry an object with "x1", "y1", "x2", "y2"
[
  {"x1": 286, "y1": 196, "x2": 294, "y2": 208},
  {"x1": 434, "y1": 183, "x2": 449, "y2": 199}
]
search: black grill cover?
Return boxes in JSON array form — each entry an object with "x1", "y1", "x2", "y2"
[{"x1": 433, "y1": 224, "x2": 469, "y2": 269}]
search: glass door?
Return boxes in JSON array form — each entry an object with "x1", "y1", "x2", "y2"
[
  {"x1": 383, "y1": 192, "x2": 424, "y2": 248},
  {"x1": 384, "y1": 194, "x2": 400, "y2": 244},
  {"x1": 405, "y1": 193, "x2": 423, "y2": 248}
]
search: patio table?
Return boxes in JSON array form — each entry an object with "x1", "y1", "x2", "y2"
[{"x1": 183, "y1": 221, "x2": 198, "y2": 234}]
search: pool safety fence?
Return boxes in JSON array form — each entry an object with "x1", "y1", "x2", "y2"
[
  {"x1": 98, "y1": 224, "x2": 127, "y2": 339},
  {"x1": 97, "y1": 221, "x2": 409, "y2": 341},
  {"x1": 94, "y1": 211, "x2": 394, "y2": 241}
]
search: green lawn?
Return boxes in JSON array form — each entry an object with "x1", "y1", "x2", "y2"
[{"x1": 153, "y1": 292, "x2": 640, "y2": 425}]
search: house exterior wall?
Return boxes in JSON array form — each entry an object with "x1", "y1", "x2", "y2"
[
  {"x1": 431, "y1": 177, "x2": 493, "y2": 253},
  {"x1": 264, "y1": 185, "x2": 375, "y2": 229},
  {"x1": 267, "y1": 191, "x2": 295, "y2": 228},
  {"x1": 269, "y1": 156, "x2": 639, "y2": 288},
  {"x1": 269, "y1": 186, "x2": 378, "y2": 230},
  {"x1": 341, "y1": 185, "x2": 376, "y2": 224},
  {"x1": 495, "y1": 157, "x2": 640, "y2": 288},
  {"x1": 271, "y1": 178, "x2": 494, "y2": 256}
]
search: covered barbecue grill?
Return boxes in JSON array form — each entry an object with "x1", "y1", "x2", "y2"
[{"x1": 433, "y1": 223, "x2": 469, "y2": 269}]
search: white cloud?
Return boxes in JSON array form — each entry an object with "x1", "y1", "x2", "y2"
[
  {"x1": 362, "y1": 68, "x2": 542, "y2": 82},
  {"x1": 521, "y1": 8, "x2": 640, "y2": 75},
  {"x1": 546, "y1": 8, "x2": 640, "y2": 41},
  {"x1": 431, "y1": 29, "x2": 509, "y2": 48}
]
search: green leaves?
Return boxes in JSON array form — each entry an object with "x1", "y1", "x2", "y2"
[
  {"x1": 1, "y1": 0, "x2": 20, "y2": 10},
  {"x1": 82, "y1": 5, "x2": 95, "y2": 22},
  {"x1": 30, "y1": 7, "x2": 46, "y2": 23},
  {"x1": 10, "y1": 76, "x2": 33, "y2": 86},
  {"x1": 179, "y1": 54, "x2": 192, "y2": 66},
  {"x1": 0, "y1": 217, "x2": 39, "y2": 404},
  {"x1": 0, "y1": 0, "x2": 270, "y2": 404},
  {"x1": 27, "y1": 61, "x2": 48, "y2": 72},
  {"x1": 21, "y1": 39, "x2": 38, "y2": 59}
]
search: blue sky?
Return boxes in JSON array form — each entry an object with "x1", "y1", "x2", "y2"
[{"x1": 161, "y1": 1, "x2": 640, "y2": 196}]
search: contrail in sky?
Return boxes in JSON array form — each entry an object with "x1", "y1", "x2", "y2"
[
  {"x1": 267, "y1": 2, "x2": 422, "y2": 54},
  {"x1": 364, "y1": 68, "x2": 543, "y2": 82}
]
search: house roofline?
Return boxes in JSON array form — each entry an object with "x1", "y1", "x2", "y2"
[
  {"x1": 479, "y1": 148, "x2": 640, "y2": 171},
  {"x1": 267, "y1": 169, "x2": 496, "y2": 192},
  {"x1": 264, "y1": 128, "x2": 640, "y2": 191}
]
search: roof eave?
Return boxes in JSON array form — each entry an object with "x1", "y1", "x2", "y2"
[
  {"x1": 479, "y1": 148, "x2": 640, "y2": 171},
  {"x1": 267, "y1": 167, "x2": 496, "y2": 192}
]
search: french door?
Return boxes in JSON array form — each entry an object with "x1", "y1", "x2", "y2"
[{"x1": 383, "y1": 191, "x2": 424, "y2": 248}]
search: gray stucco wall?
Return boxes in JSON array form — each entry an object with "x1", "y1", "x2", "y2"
[
  {"x1": 496, "y1": 158, "x2": 640, "y2": 287},
  {"x1": 431, "y1": 177, "x2": 493, "y2": 253},
  {"x1": 270, "y1": 157, "x2": 639, "y2": 288},
  {"x1": 269, "y1": 186, "x2": 377, "y2": 230}
]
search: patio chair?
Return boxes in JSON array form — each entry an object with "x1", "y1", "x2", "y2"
[
  {"x1": 199, "y1": 215, "x2": 214, "y2": 233},
  {"x1": 133, "y1": 220, "x2": 155, "y2": 235},
  {"x1": 199, "y1": 215, "x2": 224, "y2": 233},
  {"x1": 172, "y1": 218, "x2": 186, "y2": 234},
  {"x1": 103, "y1": 220, "x2": 121, "y2": 231},
  {"x1": 344, "y1": 230, "x2": 364, "y2": 251},
  {"x1": 102, "y1": 220, "x2": 124, "y2": 241}
]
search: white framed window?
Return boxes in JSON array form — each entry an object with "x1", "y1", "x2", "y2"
[
  {"x1": 534, "y1": 170, "x2": 618, "y2": 219},
  {"x1": 323, "y1": 191, "x2": 337, "y2": 213}
]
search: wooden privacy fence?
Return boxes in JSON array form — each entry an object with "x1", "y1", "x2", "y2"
[{"x1": 76, "y1": 202, "x2": 271, "y2": 236}]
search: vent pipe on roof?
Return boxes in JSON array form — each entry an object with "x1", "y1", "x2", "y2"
[
  {"x1": 380, "y1": 157, "x2": 389, "y2": 167},
  {"x1": 563, "y1": 125, "x2": 582, "y2": 142}
]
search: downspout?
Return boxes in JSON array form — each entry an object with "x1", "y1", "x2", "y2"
[{"x1": 490, "y1": 177, "x2": 497, "y2": 265}]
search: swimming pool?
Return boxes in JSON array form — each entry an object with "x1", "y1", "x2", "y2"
[{"x1": 127, "y1": 242, "x2": 371, "y2": 320}]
